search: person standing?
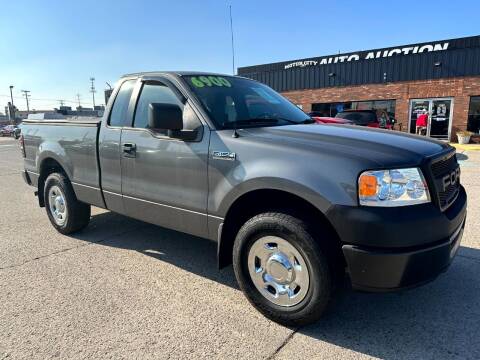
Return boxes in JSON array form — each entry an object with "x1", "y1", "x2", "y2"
[{"x1": 416, "y1": 110, "x2": 429, "y2": 135}]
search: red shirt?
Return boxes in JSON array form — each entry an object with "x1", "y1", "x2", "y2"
[{"x1": 416, "y1": 114, "x2": 428, "y2": 127}]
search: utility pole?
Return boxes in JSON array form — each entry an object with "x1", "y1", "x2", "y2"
[
  {"x1": 58, "y1": 99, "x2": 65, "y2": 107},
  {"x1": 21, "y1": 90, "x2": 31, "y2": 112},
  {"x1": 76, "y1": 93, "x2": 81, "y2": 107},
  {"x1": 90, "y1": 77, "x2": 96, "y2": 109}
]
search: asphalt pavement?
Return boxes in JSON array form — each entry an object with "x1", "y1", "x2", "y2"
[{"x1": 0, "y1": 136, "x2": 479, "y2": 359}]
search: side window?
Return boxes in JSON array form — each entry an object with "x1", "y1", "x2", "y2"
[
  {"x1": 134, "y1": 83, "x2": 183, "y2": 129},
  {"x1": 109, "y1": 80, "x2": 135, "y2": 127}
]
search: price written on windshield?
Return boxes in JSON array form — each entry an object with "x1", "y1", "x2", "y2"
[{"x1": 190, "y1": 76, "x2": 232, "y2": 88}]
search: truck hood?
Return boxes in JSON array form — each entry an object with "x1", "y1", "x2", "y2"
[{"x1": 240, "y1": 124, "x2": 451, "y2": 167}]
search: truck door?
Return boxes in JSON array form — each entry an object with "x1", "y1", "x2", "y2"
[
  {"x1": 98, "y1": 78, "x2": 136, "y2": 213},
  {"x1": 120, "y1": 78, "x2": 210, "y2": 238}
]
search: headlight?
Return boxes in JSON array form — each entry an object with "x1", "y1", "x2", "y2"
[{"x1": 358, "y1": 168, "x2": 430, "y2": 207}]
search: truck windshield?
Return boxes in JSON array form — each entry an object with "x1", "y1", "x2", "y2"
[{"x1": 183, "y1": 75, "x2": 312, "y2": 129}]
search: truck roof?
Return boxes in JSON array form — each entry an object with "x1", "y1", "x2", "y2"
[{"x1": 121, "y1": 71, "x2": 235, "y2": 78}]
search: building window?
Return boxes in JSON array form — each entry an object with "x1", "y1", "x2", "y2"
[
  {"x1": 467, "y1": 96, "x2": 480, "y2": 135},
  {"x1": 311, "y1": 100, "x2": 396, "y2": 120}
]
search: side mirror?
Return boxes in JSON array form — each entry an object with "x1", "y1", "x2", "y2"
[
  {"x1": 148, "y1": 103, "x2": 198, "y2": 141},
  {"x1": 148, "y1": 103, "x2": 183, "y2": 131}
]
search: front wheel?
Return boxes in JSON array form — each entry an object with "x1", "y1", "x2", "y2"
[
  {"x1": 233, "y1": 212, "x2": 334, "y2": 327},
  {"x1": 44, "y1": 172, "x2": 91, "y2": 234}
]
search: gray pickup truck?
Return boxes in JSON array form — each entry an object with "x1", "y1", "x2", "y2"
[{"x1": 21, "y1": 72, "x2": 467, "y2": 326}]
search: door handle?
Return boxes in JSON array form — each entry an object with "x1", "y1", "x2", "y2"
[{"x1": 123, "y1": 143, "x2": 136, "y2": 157}]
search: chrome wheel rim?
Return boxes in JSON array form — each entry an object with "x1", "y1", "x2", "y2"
[
  {"x1": 48, "y1": 185, "x2": 67, "y2": 226},
  {"x1": 248, "y1": 236, "x2": 310, "y2": 307}
]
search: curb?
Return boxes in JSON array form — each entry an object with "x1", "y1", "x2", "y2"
[{"x1": 450, "y1": 143, "x2": 480, "y2": 151}]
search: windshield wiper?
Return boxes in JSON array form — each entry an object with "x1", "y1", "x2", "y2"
[
  {"x1": 281, "y1": 117, "x2": 316, "y2": 124},
  {"x1": 224, "y1": 117, "x2": 315, "y2": 128}
]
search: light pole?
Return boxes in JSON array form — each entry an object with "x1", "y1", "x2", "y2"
[
  {"x1": 9, "y1": 86, "x2": 15, "y2": 123},
  {"x1": 9, "y1": 85, "x2": 14, "y2": 106}
]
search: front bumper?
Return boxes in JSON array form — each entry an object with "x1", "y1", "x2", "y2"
[
  {"x1": 327, "y1": 185, "x2": 467, "y2": 291},
  {"x1": 343, "y1": 218, "x2": 464, "y2": 291}
]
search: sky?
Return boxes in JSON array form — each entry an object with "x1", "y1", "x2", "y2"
[{"x1": 0, "y1": 0, "x2": 479, "y2": 111}]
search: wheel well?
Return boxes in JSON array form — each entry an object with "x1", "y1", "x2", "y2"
[
  {"x1": 218, "y1": 189, "x2": 343, "y2": 269},
  {"x1": 37, "y1": 158, "x2": 67, "y2": 207}
]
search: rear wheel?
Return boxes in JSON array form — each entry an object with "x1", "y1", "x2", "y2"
[
  {"x1": 44, "y1": 172, "x2": 91, "y2": 234},
  {"x1": 233, "y1": 212, "x2": 334, "y2": 326}
]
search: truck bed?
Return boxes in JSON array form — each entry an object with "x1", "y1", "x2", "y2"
[{"x1": 22, "y1": 117, "x2": 105, "y2": 208}]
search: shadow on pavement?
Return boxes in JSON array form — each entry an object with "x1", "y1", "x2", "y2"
[
  {"x1": 74, "y1": 211, "x2": 480, "y2": 358},
  {"x1": 72, "y1": 210, "x2": 238, "y2": 289},
  {"x1": 297, "y1": 248, "x2": 480, "y2": 358}
]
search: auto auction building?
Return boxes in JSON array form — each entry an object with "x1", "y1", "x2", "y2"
[{"x1": 238, "y1": 35, "x2": 480, "y2": 142}]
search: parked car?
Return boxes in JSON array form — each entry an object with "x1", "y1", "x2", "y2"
[
  {"x1": 309, "y1": 115, "x2": 353, "y2": 125},
  {"x1": 0, "y1": 124, "x2": 15, "y2": 136},
  {"x1": 336, "y1": 109, "x2": 395, "y2": 129},
  {"x1": 21, "y1": 72, "x2": 466, "y2": 326},
  {"x1": 13, "y1": 124, "x2": 22, "y2": 139}
]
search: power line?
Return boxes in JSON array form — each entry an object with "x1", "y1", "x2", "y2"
[
  {"x1": 1, "y1": 89, "x2": 104, "y2": 110},
  {"x1": 0, "y1": 94, "x2": 85, "y2": 104}
]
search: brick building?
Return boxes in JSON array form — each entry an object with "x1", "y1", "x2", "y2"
[{"x1": 238, "y1": 35, "x2": 480, "y2": 142}]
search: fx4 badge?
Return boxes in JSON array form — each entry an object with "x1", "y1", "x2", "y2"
[{"x1": 213, "y1": 151, "x2": 236, "y2": 161}]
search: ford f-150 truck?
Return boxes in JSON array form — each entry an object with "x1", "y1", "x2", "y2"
[{"x1": 21, "y1": 72, "x2": 467, "y2": 326}]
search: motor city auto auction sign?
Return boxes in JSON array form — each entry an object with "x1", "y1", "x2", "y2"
[{"x1": 284, "y1": 42, "x2": 449, "y2": 70}]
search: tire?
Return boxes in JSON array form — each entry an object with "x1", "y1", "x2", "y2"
[
  {"x1": 44, "y1": 172, "x2": 91, "y2": 234},
  {"x1": 233, "y1": 212, "x2": 334, "y2": 327}
]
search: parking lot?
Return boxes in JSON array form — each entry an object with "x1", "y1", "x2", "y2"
[{"x1": 0, "y1": 135, "x2": 479, "y2": 359}]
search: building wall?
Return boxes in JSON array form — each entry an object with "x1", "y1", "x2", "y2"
[
  {"x1": 239, "y1": 36, "x2": 480, "y2": 92},
  {"x1": 281, "y1": 76, "x2": 480, "y2": 140}
]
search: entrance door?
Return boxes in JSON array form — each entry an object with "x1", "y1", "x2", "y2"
[
  {"x1": 430, "y1": 99, "x2": 452, "y2": 140},
  {"x1": 409, "y1": 98, "x2": 453, "y2": 141}
]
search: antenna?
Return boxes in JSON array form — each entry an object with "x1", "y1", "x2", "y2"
[
  {"x1": 76, "y1": 93, "x2": 81, "y2": 107},
  {"x1": 232, "y1": 122, "x2": 239, "y2": 138},
  {"x1": 229, "y1": 4, "x2": 236, "y2": 75}
]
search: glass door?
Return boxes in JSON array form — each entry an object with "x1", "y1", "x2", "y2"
[
  {"x1": 430, "y1": 99, "x2": 452, "y2": 140},
  {"x1": 409, "y1": 98, "x2": 453, "y2": 141},
  {"x1": 409, "y1": 100, "x2": 430, "y2": 135}
]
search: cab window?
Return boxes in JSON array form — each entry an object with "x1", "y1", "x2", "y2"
[
  {"x1": 133, "y1": 83, "x2": 183, "y2": 129},
  {"x1": 109, "y1": 80, "x2": 135, "y2": 127},
  {"x1": 133, "y1": 82, "x2": 202, "y2": 133}
]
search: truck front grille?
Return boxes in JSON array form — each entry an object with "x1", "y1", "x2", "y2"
[
  {"x1": 429, "y1": 151, "x2": 460, "y2": 211},
  {"x1": 431, "y1": 153, "x2": 457, "y2": 177}
]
